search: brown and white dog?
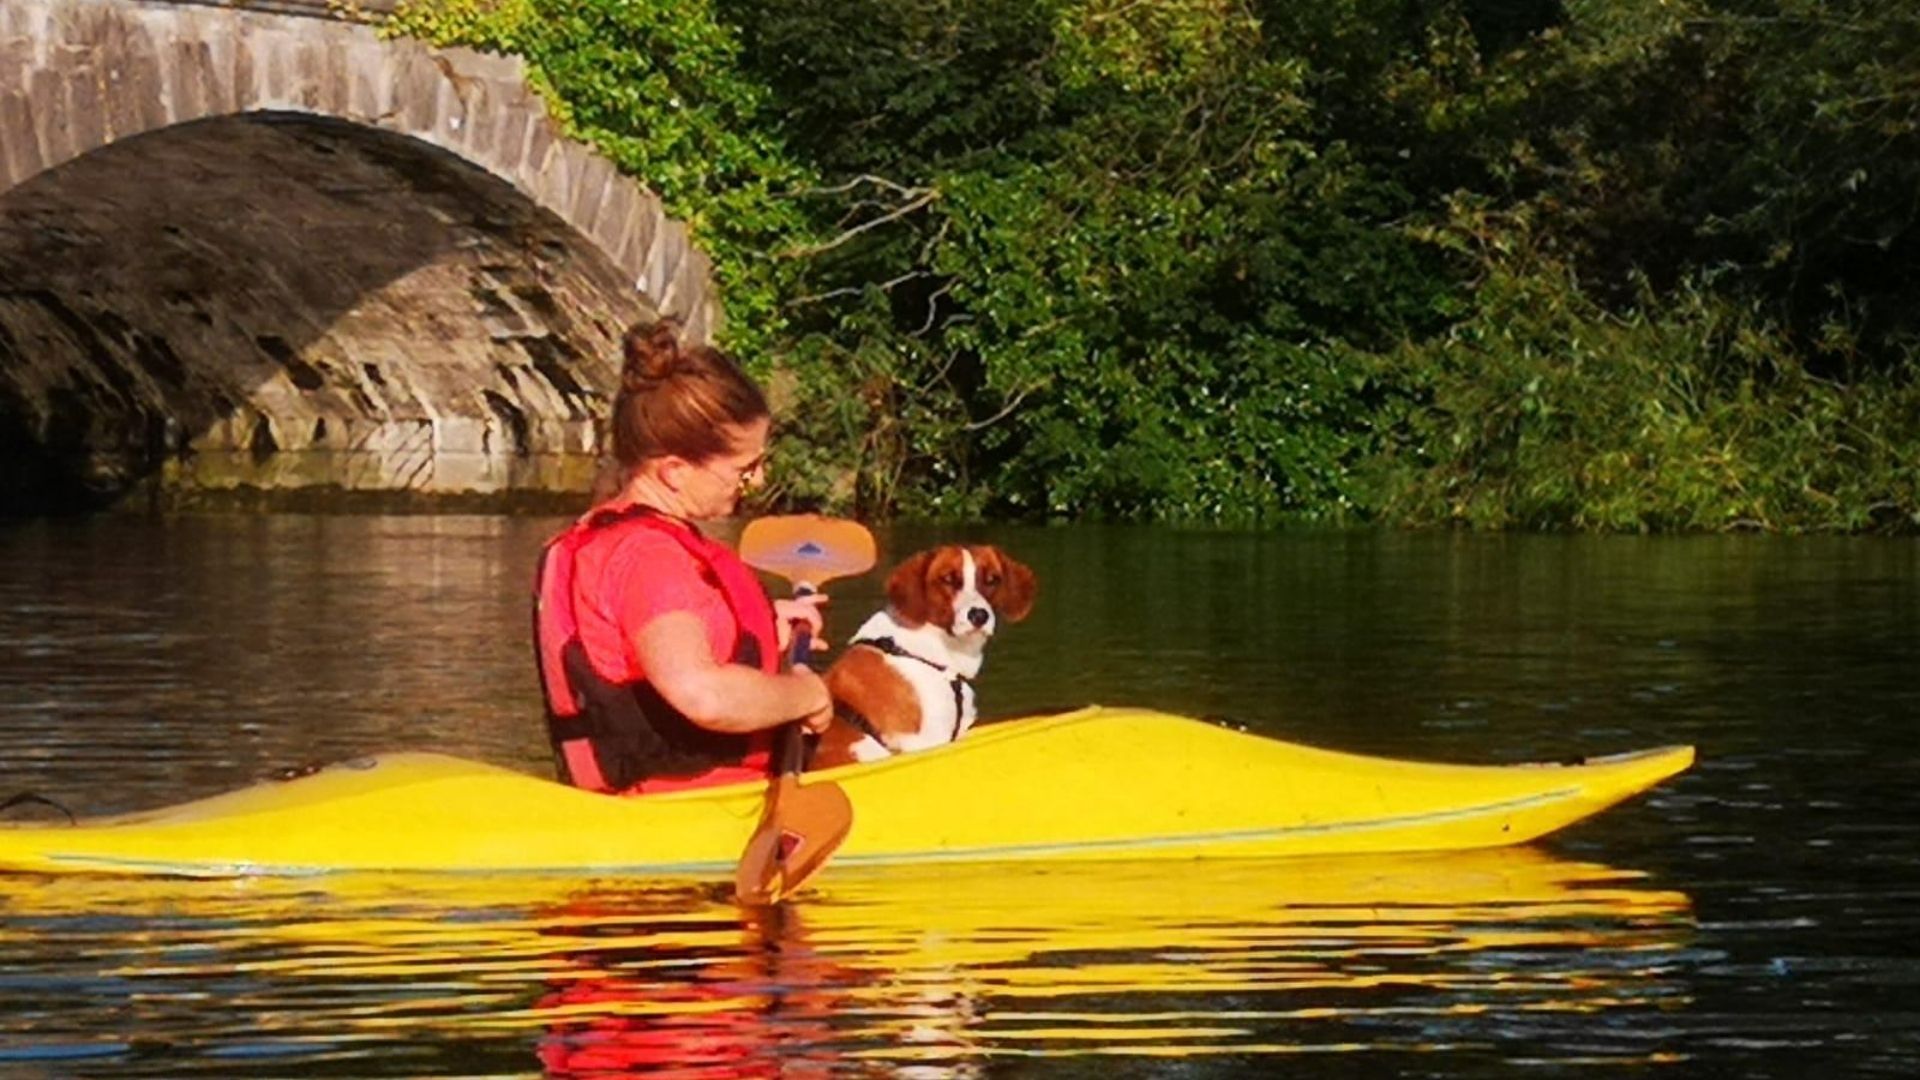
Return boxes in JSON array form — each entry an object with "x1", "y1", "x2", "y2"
[{"x1": 814, "y1": 545, "x2": 1037, "y2": 768}]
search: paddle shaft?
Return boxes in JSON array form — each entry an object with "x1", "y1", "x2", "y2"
[
  {"x1": 733, "y1": 516, "x2": 872, "y2": 904},
  {"x1": 774, "y1": 582, "x2": 817, "y2": 775},
  {"x1": 734, "y1": 578, "x2": 852, "y2": 906}
]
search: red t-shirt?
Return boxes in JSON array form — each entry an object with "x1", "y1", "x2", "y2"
[
  {"x1": 570, "y1": 519, "x2": 741, "y2": 684},
  {"x1": 566, "y1": 514, "x2": 771, "y2": 793}
]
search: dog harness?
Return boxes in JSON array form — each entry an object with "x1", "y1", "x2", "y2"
[
  {"x1": 534, "y1": 504, "x2": 780, "y2": 793},
  {"x1": 838, "y1": 635, "x2": 975, "y2": 755}
]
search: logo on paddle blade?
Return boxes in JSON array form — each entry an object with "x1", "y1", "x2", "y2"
[
  {"x1": 797, "y1": 541, "x2": 824, "y2": 556},
  {"x1": 776, "y1": 830, "x2": 806, "y2": 863}
]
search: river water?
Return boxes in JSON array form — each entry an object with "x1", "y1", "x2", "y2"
[{"x1": 0, "y1": 515, "x2": 1915, "y2": 1077}]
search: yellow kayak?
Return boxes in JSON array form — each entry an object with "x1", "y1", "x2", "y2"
[{"x1": 0, "y1": 707, "x2": 1693, "y2": 878}]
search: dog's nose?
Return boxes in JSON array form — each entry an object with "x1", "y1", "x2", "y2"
[{"x1": 967, "y1": 607, "x2": 991, "y2": 628}]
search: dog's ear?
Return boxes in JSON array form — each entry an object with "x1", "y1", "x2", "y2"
[
  {"x1": 985, "y1": 547, "x2": 1037, "y2": 623},
  {"x1": 885, "y1": 549, "x2": 936, "y2": 627}
]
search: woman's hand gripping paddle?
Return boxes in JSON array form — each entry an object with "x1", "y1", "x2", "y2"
[{"x1": 733, "y1": 515, "x2": 876, "y2": 905}]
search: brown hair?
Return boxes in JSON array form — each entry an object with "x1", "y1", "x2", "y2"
[{"x1": 611, "y1": 318, "x2": 769, "y2": 469}]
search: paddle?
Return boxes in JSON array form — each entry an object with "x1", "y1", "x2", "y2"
[{"x1": 732, "y1": 514, "x2": 876, "y2": 905}]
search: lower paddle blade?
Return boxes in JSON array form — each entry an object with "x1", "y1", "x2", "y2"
[
  {"x1": 733, "y1": 777, "x2": 854, "y2": 905},
  {"x1": 738, "y1": 515, "x2": 876, "y2": 587},
  {"x1": 733, "y1": 825, "x2": 787, "y2": 905}
]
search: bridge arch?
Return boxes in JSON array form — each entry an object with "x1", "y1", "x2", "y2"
[{"x1": 1, "y1": 0, "x2": 718, "y2": 510}]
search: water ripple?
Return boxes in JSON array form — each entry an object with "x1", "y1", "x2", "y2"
[{"x1": 0, "y1": 850, "x2": 1696, "y2": 1075}]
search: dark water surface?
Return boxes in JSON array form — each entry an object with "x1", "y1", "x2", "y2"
[{"x1": 0, "y1": 516, "x2": 1915, "y2": 1077}]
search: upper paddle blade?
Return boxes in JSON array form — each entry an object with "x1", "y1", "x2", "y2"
[
  {"x1": 733, "y1": 777, "x2": 855, "y2": 905},
  {"x1": 738, "y1": 515, "x2": 877, "y2": 587}
]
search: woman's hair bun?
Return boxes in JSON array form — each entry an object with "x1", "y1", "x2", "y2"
[
  {"x1": 607, "y1": 315, "x2": 770, "y2": 469},
  {"x1": 621, "y1": 317, "x2": 687, "y2": 391}
]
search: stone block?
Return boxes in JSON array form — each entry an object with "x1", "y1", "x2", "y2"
[
  {"x1": 430, "y1": 61, "x2": 477, "y2": 159},
  {"x1": 46, "y1": 0, "x2": 109, "y2": 52},
  {"x1": 343, "y1": 40, "x2": 388, "y2": 124},
  {"x1": 589, "y1": 178, "x2": 641, "y2": 277},
  {"x1": 163, "y1": 39, "x2": 212, "y2": 124},
  {"x1": 372, "y1": 419, "x2": 433, "y2": 489},
  {"x1": 630, "y1": 200, "x2": 662, "y2": 291},
  {"x1": 148, "y1": 1, "x2": 203, "y2": 53},
  {"x1": 647, "y1": 222, "x2": 687, "y2": 303},
  {"x1": 458, "y1": 75, "x2": 499, "y2": 164},
  {"x1": 532, "y1": 142, "x2": 584, "y2": 227},
  {"x1": 234, "y1": 22, "x2": 278, "y2": 110},
  {"x1": 317, "y1": 38, "x2": 357, "y2": 117},
  {"x1": 24, "y1": 67, "x2": 60, "y2": 169},
  {"x1": 0, "y1": 32, "x2": 33, "y2": 98},
  {"x1": 0, "y1": 4, "x2": 29, "y2": 41},
  {"x1": 514, "y1": 114, "x2": 556, "y2": 196},
  {"x1": 659, "y1": 268, "x2": 693, "y2": 323},
  {"x1": 337, "y1": 445, "x2": 375, "y2": 490},
  {"x1": 229, "y1": 16, "x2": 257, "y2": 111},
  {"x1": 427, "y1": 434, "x2": 498, "y2": 491},
  {"x1": 0, "y1": 88, "x2": 46, "y2": 190},
  {"x1": 479, "y1": 90, "x2": 530, "y2": 184},
  {"x1": 440, "y1": 44, "x2": 522, "y2": 88},
  {"x1": 572, "y1": 418, "x2": 604, "y2": 458},
  {"x1": 685, "y1": 296, "x2": 717, "y2": 346},
  {"x1": 37, "y1": 54, "x2": 108, "y2": 171},
  {"x1": 241, "y1": 26, "x2": 280, "y2": 111},
  {"x1": 435, "y1": 414, "x2": 485, "y2": 456},
  {"x1": 97, "y1": 12, "x2": 166, "y2": 142},
  {"x1": 197, "y1": 25, "x2": 239, "y2": 117},
  {"x1": 291, "y1": 36, "x2": 339, "y2": 113},
  {"x1": 567, "y1": 151, "x2": 617, "y2": 241},
  {"x1": 396, "y1": 51, "x2": 440, "y2": 140},
  {"x1": 306, "y1": 411, "x2": 347, "y2": 452},
  {"x1": 346, "y1": 420, "x2": 397, "y2": 455},
  {"x1": 259, "y1": 30, "x2": 298, "y2": 111},
  {"x1": 506, "y1": 364, "x2": 558, "y2": 421},
  {"x1": 191, "y1": 414, "x2": 239, "y2": 454}
]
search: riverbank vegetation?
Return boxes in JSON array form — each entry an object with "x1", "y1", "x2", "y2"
[{"x1": 387, "y1": 0, "x2": 1920, "y2": 531}]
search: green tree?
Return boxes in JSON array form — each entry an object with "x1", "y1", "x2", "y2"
[{"x1": 388, "y1": 0, "x2": 1920, "y2": 530}]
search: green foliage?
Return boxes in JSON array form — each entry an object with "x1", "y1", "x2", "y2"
[
  {"x1": 383, "y1": 0, "x2": 817, "y2": 361},
  {"x1": 387, "y1": 0, "x2": 1920, "y2": 531},
  {"x1": 1424, "y1": 0, "x2": 1920, "y2": 361},
  {"x1": 725, "y1": 0, "x2": 1454, "y2": 522},
  {"x1": 1366, "y1": 203, "x2": 1920, "y2": 532}
]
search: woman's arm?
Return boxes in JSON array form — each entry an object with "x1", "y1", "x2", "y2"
[{"x1": 632, "y1": 611, "x2": 833, "y2": 734}]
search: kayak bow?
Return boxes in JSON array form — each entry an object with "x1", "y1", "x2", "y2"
[{"x1": 0, "y1": 707, "x2": 1693, "y2": 878}]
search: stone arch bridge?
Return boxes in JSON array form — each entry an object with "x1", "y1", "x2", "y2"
[{"x1": 1, "y1": 0, "x2": 719, "y2": 512}]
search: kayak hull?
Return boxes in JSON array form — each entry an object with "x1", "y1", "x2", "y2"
[{"x1": 0, "y1": 707, "x2": 1693, "y2": 878}]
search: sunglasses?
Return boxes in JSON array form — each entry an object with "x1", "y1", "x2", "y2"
[{"x1": 697, "y1": 452, "x2": 766, "y2": 489}]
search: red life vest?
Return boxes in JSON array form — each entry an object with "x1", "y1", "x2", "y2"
[{"x1": 534, "y1": 505, "x2": 780, "y2": 793}]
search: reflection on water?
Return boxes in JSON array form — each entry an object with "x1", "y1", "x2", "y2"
[
  {"x1": 4, "y1": 516, "x2": 1918, "y2": 1076},
  {"x1": 0, "y1": 848, "x2": 1690, "y2": 1075}
]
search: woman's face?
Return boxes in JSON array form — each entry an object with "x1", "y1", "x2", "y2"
[{"x1": 680, "y1": 417, "x2": 770, "y2": 520}]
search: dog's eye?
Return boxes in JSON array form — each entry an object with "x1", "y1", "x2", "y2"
[
  {"x1": 981, "y1": 573, "x2": 1001, "y2": 589},
  {"x1": 941, "y1": 572, "x2": 963, "y2": 589}
]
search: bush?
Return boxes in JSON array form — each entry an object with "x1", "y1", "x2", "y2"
[
  {"x1": 1365, "y1": 204, "x2": 1920, "y2": 532},
  {"x1": 386, "y1": 0, "x2": 1920, "y2": 531}
]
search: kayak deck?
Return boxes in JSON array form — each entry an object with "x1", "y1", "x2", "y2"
[{"x1": 0, "y1": 707, "x2": 1693, "y2": 877}]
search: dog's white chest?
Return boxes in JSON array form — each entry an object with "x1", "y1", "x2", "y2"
[
  {"x1": 888, "y1": 661, "x2": 975, "y2": 750},
  {"x1": 849, "y1": 612, "x2": 980, "y2": 753}
]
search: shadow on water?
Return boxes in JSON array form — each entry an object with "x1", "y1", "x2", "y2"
[{"x1": 0, "y1": 848, "x2": 1694, "y2": 1076}]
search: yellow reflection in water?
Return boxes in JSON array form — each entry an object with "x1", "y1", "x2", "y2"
[{"x1": 0, "y1": 846, "x2": 1692, "y2": 1072}]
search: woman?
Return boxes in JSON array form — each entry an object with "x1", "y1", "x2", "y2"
[{"x1": 533, "y1": 319, "x2": 833, "y2": 794}]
